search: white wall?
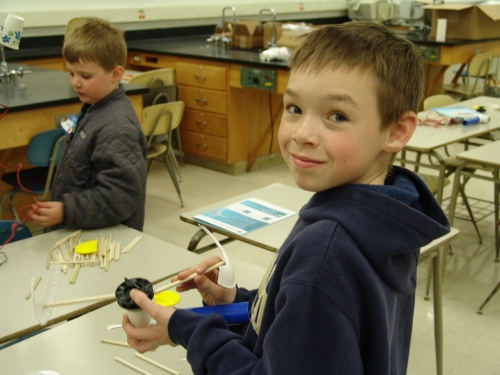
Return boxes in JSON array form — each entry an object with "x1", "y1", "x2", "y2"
[{"x1": 1, "y1": 0, "x2": 347, "y2": 37}]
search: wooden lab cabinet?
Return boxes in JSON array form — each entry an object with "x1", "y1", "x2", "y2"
[
  {"x1": 176, "y1": 59, "x2": 228, "y2": 162},
  {"x1": 127, "y1": 52, "x2": 284, "y2": 174}
]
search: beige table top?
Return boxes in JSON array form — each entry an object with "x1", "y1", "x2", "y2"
[
  {"x1": 0, "y1": 254, "x2": 267, "y2": 375},
  {"x1": 0, "y1": 225, "x2": 202, "y2": 345},
  {"x1": 181, "y1": 183, "x2": 314, "y2": 252},
  {"x1": 407, "y1": 97, "x2": 500, "y2": 152},
  {"x1": 456, "y1": 139, "x2": 500, "y2": 167}
]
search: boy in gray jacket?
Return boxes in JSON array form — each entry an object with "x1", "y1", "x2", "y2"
[{"x1": 31, "y1": 18, "x2": 147, "y2": 231}]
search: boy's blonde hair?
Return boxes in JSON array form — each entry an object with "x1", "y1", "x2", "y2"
[
  {"x1": 289, "y1": 21, "x2": 424, "y2": 130},
  {"x1": 63, "y1": 17, "x2": 127, "y2": 72}
]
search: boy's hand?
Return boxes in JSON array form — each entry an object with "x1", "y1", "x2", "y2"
[
  {"x1": 30, "y1": 201, "x2": 64, "y2": 227},
  {"x1": 174, "y1": 255, "x2": 237, "y2": 306},
  {"x1": 122, "y1": 289, "x2": 177, "y2": 352}
]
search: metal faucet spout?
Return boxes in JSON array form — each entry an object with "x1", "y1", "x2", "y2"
[
  {"x1": 258, "y1": 8, "x2": 277, "y2": 48},
  {"x1": 221, "y1": 6, "x2": 237, "y2": 49}
]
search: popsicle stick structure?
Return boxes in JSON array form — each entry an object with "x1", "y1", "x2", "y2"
[{"x1": 46, "y1": 231, "x2": 142, "y2": 284}]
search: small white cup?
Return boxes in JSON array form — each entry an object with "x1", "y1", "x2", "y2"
[{"x1": 1, "y1": 13, "x2": 25, "y2": 50}]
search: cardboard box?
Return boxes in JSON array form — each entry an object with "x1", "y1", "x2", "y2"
[
  {"x1": 276, "y1": 24, "x2": 316, "y2": 49},
  {"x1": 424, "y1": 4, "x2": 500, "y2": 40},
  {"x1": 234, "y1": 20, "x2": 263, "y2": 49}
]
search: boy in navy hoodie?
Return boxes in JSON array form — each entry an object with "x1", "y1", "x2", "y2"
[{"x1": 123, "y1": 22, "x2": 450, "y2": 375}]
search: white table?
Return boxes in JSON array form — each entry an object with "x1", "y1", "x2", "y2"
[
  {"x1": 398, "y1": 96, "x2": 500, "y2": 204},
  {"x1": 447, "y1": 140, "x2": 500, "y2": 313},
  {"x1": 0, "y1": 291, "x2": 197, "y2": 375},
  {"x1": 180, "y1": 183, "x2": 314, "y2": 253},
  {"x1": 0, "y1": 225, "x2": 202, "y2": 345},
  {"x1": 0, "y1": 249, "x2": 267, "y2": 375}
]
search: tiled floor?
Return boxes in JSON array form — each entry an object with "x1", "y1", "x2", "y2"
[{"x1": 143, "y1": 149, "x2": 499, "y2": 375}]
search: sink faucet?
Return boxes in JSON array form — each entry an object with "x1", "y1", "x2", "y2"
[
  {"x1": 258, "y1": 8, "x2": 277, "y2": 48},
  {"x1": 221, "y1": 7, "x2": 237, "y2": 49}
]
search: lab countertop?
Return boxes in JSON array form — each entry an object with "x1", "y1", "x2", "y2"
[
  {"x1": 0, "y1": 63, "x2": 147, "y2": 113},
  {"x1": 127, "y1": 34, "x2": 290, "y2": 68}
]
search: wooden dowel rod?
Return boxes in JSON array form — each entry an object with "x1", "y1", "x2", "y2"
[
  {"x1": 123, "y1": 236, "x2": 142, "y2": 253},
  {"x1": 50, "y1": 260, "x2": 96, "y2": 265},
  {"x1": 135, "y1": 352, "x2": 180, "y2": 375},
  {"x1": 70, "y1": 264, "x2": 81, "y2": 284},
  {"x1": 155, "y1": 260, "x2": 225, "y2": 293},
  {"x1": 101, "y1": 339, "x2": 130, "y2": 347},
  {"x1": 26, "y1": 276, "x2": 42, "y2": 299},
  {"x1": 51, "y1": 229, "x2": 82, "y2": 249},
  {"x1": 43, "y1": 293, "x2": 115, "y2": 308},
  {"x1": 115, "y1": 356, "x2": 152, "y2": 375},
  {"x1": 43, "y1": 260, "x2": 225, "y2": 308}
]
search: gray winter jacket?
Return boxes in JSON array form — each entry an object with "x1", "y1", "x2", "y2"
[{"x1": 48, "y1": 85, "x2": 148, "y2": 232}]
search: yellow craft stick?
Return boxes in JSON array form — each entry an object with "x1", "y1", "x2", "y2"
[
  {"x1": 135, "y1": 352, "x2": 180, "y2": 375},
  {"x1": 115, "y1": 357, "x2": 152, "y2": 375}
]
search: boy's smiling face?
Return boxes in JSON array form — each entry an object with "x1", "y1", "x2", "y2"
[
  {"x1": 66, "y1": 59, "x2": 122, "y2": 105},
  {"x1": 279, "y1": 66, "x2": 396, "y2": 192}
]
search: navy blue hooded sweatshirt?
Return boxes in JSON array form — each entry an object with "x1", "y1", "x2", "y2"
[{"x1": 169, "y1": 166, "x2": 450, "y2": 374}]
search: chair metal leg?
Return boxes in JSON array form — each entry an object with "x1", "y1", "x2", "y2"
[
  {"x1": 164, "y1": 153, "x2": 184, "y2": 207},
  {"x1": 175, "y1": 127, "x2": 184, "y2": 166},
  {"x1": 169, "y1": 148, "x2": 183, "y2": 182},
  {"x1": 458, "y1": 182, "x2": 483, "y2": 243},
  {"x1": 477, "y1": 279, "x2": 500, "y2": 314},
  {"x1": 187, "y1": 229, "x2": 206, "y2": 251}
]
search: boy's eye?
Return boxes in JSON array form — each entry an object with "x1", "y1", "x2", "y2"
[
  {"x1": 329, "y1": 113, "x2": 347, "y2": 123},
  {"x1": 82, "y1": 75, "x2": 91, "y2": 79},
  {"x1": 286, "y1": 105, "x2": 302, "y2": 115}
]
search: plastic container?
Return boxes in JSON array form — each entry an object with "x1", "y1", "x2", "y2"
[
  {"x1": 115, "y1": 277, "x2": 154, "y2": 327},
  {"x1": 462, "y1": 116, "x2": 480, "y2": 126}
]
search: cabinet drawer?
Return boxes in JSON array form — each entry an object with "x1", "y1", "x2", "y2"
[
  {"x1": 178, "y1": 86, "x2": 227, "y2": 115},
  {"x1": 176, "y1": 62, "x2": 227, "y2": 90},
  {"x1": 181, "y1": 130, "x2": 227, "y2": 161},
  {"x1": 181, "y1": 109, "x2": 227, "y2": 138}
]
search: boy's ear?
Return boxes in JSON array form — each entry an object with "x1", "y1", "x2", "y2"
[
  {"x1": 111, "y1": 65, "x2": 124, "y2": 83},
  {"x1": 383, "y1": 111, "x2": 417, "y2": 153}
]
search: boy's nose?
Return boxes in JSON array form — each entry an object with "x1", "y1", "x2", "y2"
[{"x1": 292, "y1": 119, "x2": 317, "y2": 145}]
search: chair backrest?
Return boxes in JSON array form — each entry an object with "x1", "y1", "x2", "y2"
[
  {"x1": 142, "y1": 102, "x2": 185, "y2": 138},
  {"x1": 0, "y1": 221, "x2": 32, "y2": 244},
  {"x1": 142, "y1": 85, "x2": 178, "y2": 107},
  {"x1": 27, "y1": 128, "x2": 66, "y2": 167},
  {"x1": 468, "y1": 53, "x2": 494, "y2": 79},
  {"x1": 423, "y1": 94, "x2": 455, "y2": 111},
  {"x1": 129, "y1": 69, "x2": 176, "y2": 88}
]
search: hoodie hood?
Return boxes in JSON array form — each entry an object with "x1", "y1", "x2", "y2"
[{"x1": 298, "y1": 166, "x2": 450, "y2": 293}]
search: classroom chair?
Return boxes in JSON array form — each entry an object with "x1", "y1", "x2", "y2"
[
  {"x1": 130, "y1": 68, "x2": 184, "y2": 169},
  {"x1": 0, "y1": 128, "x2": 66, "y2": 221},
  {"x1": 141, "y1": 101, "x2": 185, "y2": 207},
  {"x1": 0, "y1": 220, "x2": 32, "y2": 244},
  {"x1": 442, "y1": 53, "x2": 494, "y2": 101},
  {"x1": 129, "y1": 68, "x2": 175, "y2": 88}
]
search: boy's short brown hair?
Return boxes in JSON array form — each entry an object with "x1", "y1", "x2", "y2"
[
  {"x1": 63, "y1": 17, "x2": 127, "y2": 72},
  {"x1": 289, "y1": 21, "x2": 424, "y2": 130}
]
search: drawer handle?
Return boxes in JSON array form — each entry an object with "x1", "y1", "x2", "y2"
[
  {"x1": 195, "y1": 121, "x2": 208, "y2": 128},
  {"x1": 195, "y1": 98, "x2": 207, "y2": 105},
  {"x1": 196, "y1": 143, "x2": 208, "y2": 150},
  {"x1": 195, "y1": 75, "x2": 207, "y2": 81}
]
